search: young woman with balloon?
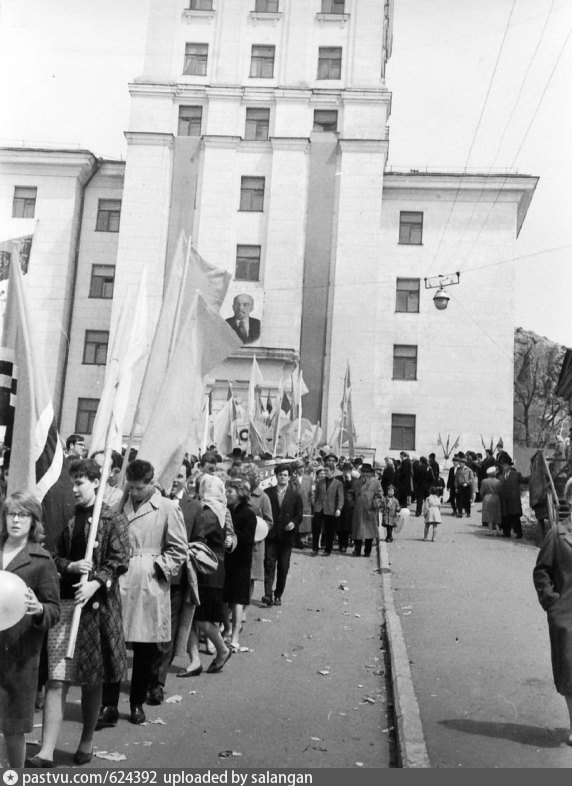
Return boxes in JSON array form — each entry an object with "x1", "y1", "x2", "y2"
[{"x1": 0, "y1": 492, "x2": 60, "y2": 768}]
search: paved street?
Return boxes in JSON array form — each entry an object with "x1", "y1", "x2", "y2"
[
  {"x1": 12, "y1": 549, "x2": 393, "y2": 770},
  {"x1": 385, "y1": 502, "x2": 572, "y2": 768}
]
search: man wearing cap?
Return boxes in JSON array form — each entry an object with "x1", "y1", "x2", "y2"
[
  {"x1": 312, "y1": 464, "x2": 344, "y2": 556},
  {"x1": 454, "y1": 453, "x2": 475, "y2": 518},
  {"x1": 325, "y1": 453, "x2": 343, "y2": 479},
  {"x1": 497, "y1": 452, "x2": 526, "y2": 538},
  {"x1": 262, "y1": 464, "x2": 303, "y2": 606}
]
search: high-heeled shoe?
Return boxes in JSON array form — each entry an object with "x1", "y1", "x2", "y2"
[{"x1": 176, "y1": 664, "x2": 203, "y2": 677}]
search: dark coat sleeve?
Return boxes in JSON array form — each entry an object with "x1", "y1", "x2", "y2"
[
  {"x1": 533, "y1": 529, "x2": 561, "y2": 611},
  {"x1": 32, "y1": 553, "x2": 61, "y2": 632}
]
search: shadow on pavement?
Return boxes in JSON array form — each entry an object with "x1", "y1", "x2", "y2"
[{"x1": 439, "y1": 719, "x2": 567, "y2": 748}]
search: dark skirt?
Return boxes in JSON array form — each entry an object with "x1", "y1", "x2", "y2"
[
  {"x1": 0, "y1": 660, "x2": 37, "y2": 734},
  {"x1": 194, "y1": 587, "x2": 225, "y2": 624}
]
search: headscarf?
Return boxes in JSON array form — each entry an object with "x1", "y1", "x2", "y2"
[{"x1": 199, "y1": 474, "x2": 227, "y2": 528}]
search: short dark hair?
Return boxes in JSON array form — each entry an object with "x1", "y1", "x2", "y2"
[
  {"x1": 69, "y1": 458, "x2": 101, "y2": 482},
  {"x1": 66, "y1": 433, "x2": 84, "y2": 451},
  {"x1": 200, "y1": 452, "x2": 218, "y2": 467},
  {"x1": 126, "y1": 459, "x2": 154, "y2": 483},
  {"x1": 275, "y1": 463, "x2": 291, "y2": 476}
]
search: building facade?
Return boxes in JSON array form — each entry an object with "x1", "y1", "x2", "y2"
[{"x1": 0, "y1": 0, "x2": 538, "y2": 459}]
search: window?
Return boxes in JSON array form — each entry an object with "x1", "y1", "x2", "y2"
[
  {"x1": 399, "y1": 211, "x2": 423, "y2": 245},
  {"x1": 189, "y1": 0, "x2": 213, "y2": 8},
  {"x1": 95, "y1": 199, "x2": 121, "y2": 232},
  {"x1": 255, "y1": 0, "x2": 279, "y2": 9},
  {"x1": 89, "y1": 265, "x2": 115, "y2": 299},
  {"x1": 390, "y1": 414, "x2": 416, "y2": 451},
  {"x1": 178, "y1": 105, "x2": 203, "y2": 136},
  {"x1": 75, "y1": 398, "x2": 99, "y2": 435},
  {"x1": 250, "y1": 45, "x2": 275, "y2": 78},
  {"x1": 245, "y1": 108, "x2": 270, "y2": 141},
  {"x1": 83, "y1": 330, "x2": 109, "y2": 365},
  {"x1": 12, "y1": 187, "x2": 37, "y2": 219},
  {"x1": 184, "y1": 43, "x2": 209, "y2": 76},
  {"x1": 393, "y1": 345, "x2": 418, "y2": 380},
  {"x1": 313, "y1": 109, "x2": 338, "y2": 132},
  {"x1": 321, "y1": 0, "x2": 345, "y2": 11},
  {"x1": 240, "y1": 177, "x2": 265, "y2": 212},
  {"x1": 235, "y1": 245, "x2": 261, "y2": 281},
  {"x1": 317, "y1": 47, "x2": 342, "y2": 79},
  {"x1": 396, "y1": 278, "x2": 420, "y2": 313}
]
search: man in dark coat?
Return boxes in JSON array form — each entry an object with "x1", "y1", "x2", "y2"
[
  {"x1": 497, "y1": 451, "x2": 527, "y2": 538},
  {"x1": 446, "y1": 457, "x2": 459, "y2": 515},
  {"x1": 397, "y1": 451, "x2": 412, "y2": 508},
  {"x1": 263, "y1": 463, "x2": 303, "y2": 606},
  {"x1": 312, "y1": 464, "x2": 344, "y2": 555}
]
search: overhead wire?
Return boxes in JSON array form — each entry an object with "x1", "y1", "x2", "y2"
[
  {"x1": 429, "y1": 0, "x2": 518, "y2": 271},
  {"x1": 448, "y1": 0, "x2": 557, "y2": 264}
]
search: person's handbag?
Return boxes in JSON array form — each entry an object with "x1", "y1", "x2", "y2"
[{"x1": 188, "y1": 542, "x2": 218, "y2": 575}]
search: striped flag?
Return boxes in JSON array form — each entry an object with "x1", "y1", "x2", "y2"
[{"x1": 0, "y1": 253, "x2": 63, "y2": 500}]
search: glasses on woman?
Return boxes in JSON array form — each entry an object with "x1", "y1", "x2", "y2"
[{"x1": 7, "y1": 510, "x2": 32, "y2": 519}]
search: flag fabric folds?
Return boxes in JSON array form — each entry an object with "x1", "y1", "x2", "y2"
[
  {"x1": 212, "y1": 384, "x2": 236, "y2": 458},
  {"x1": 339, "y1": 363, "x2": 357, "y2": 455},
  {"x1": 0, "y1": 234, "x2": 33, "y2": 280},
  {"x1": 0, "y1": 254, "x2": 63, "y2": 500},
  {"x1": 137, "y1": 292, "x2": 241, "y2": 490},
  {"x1": 89, "y1": 274, "x2": 149, "y2": 454}
]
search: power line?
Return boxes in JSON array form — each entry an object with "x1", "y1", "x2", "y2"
[{"x1": 430, "y1": 0, "x2": 518, "y2": 270}]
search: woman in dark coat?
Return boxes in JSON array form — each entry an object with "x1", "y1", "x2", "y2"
[
  {"x1": 33, "y1": 459, "x2": 129, "y2": 767},
  {"x1": 0, "y1": 491, "x2": 60, "y2": 768},
  {"x1": 533, "y1": 478, "x2": 572, "y2": 745},
  {"x1": 223, "y1": 479, "x2": 256, "y2": 651},
  {"x1": 413, "y1": 456, "x2": 434, "y2": 517},
  {"x1": 187, "y1": 474, "x2": 233, "y2": 674}
]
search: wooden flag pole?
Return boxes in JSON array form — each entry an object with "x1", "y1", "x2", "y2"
[{"x1": 65, "y1": 426, "x2": 114, "y2": 660}]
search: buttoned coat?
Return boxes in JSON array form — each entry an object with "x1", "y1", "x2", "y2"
[
  {"x1": 498, "y1": 467, "x2": 524, "y2": 518},
  {"x1": 0, "y1": 542, "x2": 60, "y2": 732},
  {"x1": 53, "y1": 503, "x2": 129, "y2": 683},
  {"x1": 264, "y1": 485, "x2": 303, "y2": 546},
  {"x1": 351, "y1": 476, "x2": 383, "y2": 540},
  {"x1": 118, "y1": 491, "x2": 187, "y2": 643},
  {"x1": 533, "y1": 519, "x2": 572, "y2": 694},
  {"x1": 313, "y1": 476, "x2": 344, "y2": 517}
]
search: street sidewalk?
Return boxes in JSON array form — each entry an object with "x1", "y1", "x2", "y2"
[{"x1": 382, "y1": 502, "x2": 572, "y2": 768}]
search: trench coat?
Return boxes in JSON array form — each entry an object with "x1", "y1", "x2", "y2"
[
  {"x1": 533, "y1": 519, "x2": 572, "y2": 694},
  {"x1": 351, "y1": 476, "x2": 383, "y2": 540},
  {"x1": 0, "y1": 542, "x2": 60, "y2": 733},
  {"x1": 480, "y1": 477, "x2": 502, "y2": 525},
  {"x1": 53, "y1": 504, "x2": 129, "y2": 683},
  {"x1": 119, "y1": 491, "x2": 187, "y2": 643}
]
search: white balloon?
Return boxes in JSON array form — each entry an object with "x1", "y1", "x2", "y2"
[{"x1": 0, "y1": 570, "x2": 28, "y2": 631}]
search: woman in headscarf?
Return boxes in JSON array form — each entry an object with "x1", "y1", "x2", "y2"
[{"x1": 185, "y1": 475, "x2": 232, "y2": 674}]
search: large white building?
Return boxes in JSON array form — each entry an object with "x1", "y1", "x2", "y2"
[{"x1": 0, "y1": 0, "x2": 537, "y2": 458}]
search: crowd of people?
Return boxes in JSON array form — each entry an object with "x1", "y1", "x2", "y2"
[{"x1": 0, "y1": 433, "x2": 532, "y2": 768}]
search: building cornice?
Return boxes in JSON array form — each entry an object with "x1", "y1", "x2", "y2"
[
  {"x1": 339, "y1": 139, "x2": 389, "y2": 154},
  {"x1": 129, "y1": 82, "x2": 177, "y2": 98},
  {"x1": 202, "y1": 135, "x2": 242, "y2": 149},
  {"x1": 124, "y1": 132, "x2": 174, "y2": 148},
  {"x1": 270, "y1": 137, "x2": 310, "y2": 152},
  {"x1": 0, "y1": 147, "x2": 98, "y2": 183}
]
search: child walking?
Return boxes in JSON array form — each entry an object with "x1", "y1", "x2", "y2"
[
  {"x1": 382, "y1": 485, "x2": 401, "y2": 543},
  {"x1": 423, "y1": 486, "x2": 442, "y2": 541}
]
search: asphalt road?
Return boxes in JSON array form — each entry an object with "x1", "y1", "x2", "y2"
[
  {"x1": 385, "y1": 502, "x2": 572, "y2": 768},
  {"x1": 11, "y1": 548, "x2": 394, "y2": 770}
]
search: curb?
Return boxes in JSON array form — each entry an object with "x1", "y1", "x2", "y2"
[{"x1": 379, "y1": 540, "x2": 431, "y2": 768}]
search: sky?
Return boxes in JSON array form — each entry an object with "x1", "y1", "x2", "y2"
[{"x1": 1, "y1": 0, "x2": 571, "y2": 346}]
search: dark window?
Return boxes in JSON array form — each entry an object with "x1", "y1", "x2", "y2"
[
  {"x1": 240, "y1": 177, "x2": 265, "y2": 212},
  {"x1": 178, "y1": 105, "x2": 203, "y2": 136},
  {"x1": 236, "y1": 245, "x2": 261, "y2": 281},
  {"x1": 313, "y1": 109, "x2": 338, "y2": 132},
  {"x1": 390, "y1": 414, "x2": 416, "y2": 451},
  {"x1": 83, "y1": 330, "x2": 109, "y2": 365},
  {"x1": 321, "y1": 0, "x2": 345, "y2": 11},
  {"x1": 89, "y1": 265, "x2": 115, "y2": 299},
  {"x1": 393, "y1": 345, "x2": 418, "y2": 380},
  {"x1": 189, "y1": 0, "x2": 213, "y2": 8},
  {"x1": 75, "y1": 398, "x2": 99, "y2": 435},
  {"x1": 396, "y1": 278, "x2": 420, "y2": 313},
  {"x1": 317, "y1": 47, "x2": 342, "y2": 79},
  {"x1": 12, "y1": 187, "x2": 37, "y2": 219},
  {"x1": 184, "y1": 43, "x2": 209, "y2": 76},
  {"x1": 255, "y1": 0, "x2": 279, "y2": 9},
  {"x1": 245, "y1": 108, "x2": 270, "y2": 141},
  {"x1": 399, "y1": 211, "x2": 423, "y2": 245},
  {"x1": 95, "y1": 199, "x2": 121, "y2": 232},
  {"x1": 250, "y1": 45, "x2": 275, "y2": 78}
]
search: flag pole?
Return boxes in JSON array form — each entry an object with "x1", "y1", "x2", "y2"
[
  {"x1": 66, "y1": 420, "x2": 114, "y2": 659},
  {"x1": 200, "y1": 393, "x2": 210, "y2": 454}
]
